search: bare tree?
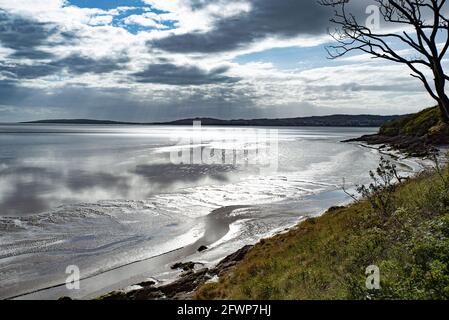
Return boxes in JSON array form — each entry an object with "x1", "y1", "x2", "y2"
[{"x1": 320, "y1": 0, "x2": 449, "y2": 123}]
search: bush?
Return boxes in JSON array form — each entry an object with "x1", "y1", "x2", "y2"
[{"x1": 355, "y1": 157, "x2": 403, "y2": 218}]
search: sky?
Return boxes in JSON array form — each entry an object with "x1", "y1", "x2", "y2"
[{"x1": 0, "y1": 0, "x2": 441, "y2": 122}]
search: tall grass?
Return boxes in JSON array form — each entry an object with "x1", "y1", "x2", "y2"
[{"x1": 195, "y1": 157, "x2": 449, "y2": 300}]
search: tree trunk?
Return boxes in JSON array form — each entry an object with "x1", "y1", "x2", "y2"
[
  {"x1": 438, "y1": 95, "x2": 449, "y2": 124},
  {"x1": 433, "y1": 62, "x2": 449, "y2": 123},
  {"x1": 437, "y1": 96, "x2": 449, "y2": 124}
]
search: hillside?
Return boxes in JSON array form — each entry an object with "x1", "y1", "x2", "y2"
[
  {"x1": 155, "y1": 114, "x2": 401, "y2": 127},
  {"x1": 195, "y1": 160, "x2": 449, "y2": 300},
  {"x1": 24, "y1": 114, "x2": 401, "y2": 128},
  {"x1": 347, "y1": 107, "x2": 449, "y2": 156},
  {"x1": 23, "y1": 119, "x2": 137, "y2": 125}
]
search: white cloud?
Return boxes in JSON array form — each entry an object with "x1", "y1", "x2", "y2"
[
  {"x1": 123, "y1": 13, "x2": 167, "y2": 29},
  {"x1": 88, "y1": 14, "x2": 113, "y2": 26},
  {"x1": 0, "y1": 0, "x2": 438, "y2": 121}
]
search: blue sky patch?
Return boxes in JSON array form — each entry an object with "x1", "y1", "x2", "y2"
[
  {"x1": 67, "y1": 0, "x2": 176, "y2": 33},
  {"x1": 67, "y1": 0, "x2": 148, "y2": 10}
]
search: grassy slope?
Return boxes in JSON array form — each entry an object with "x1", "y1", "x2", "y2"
[
  {"x1": 348, "y1": 106, "x2": 449, "y2": 157},
  {"x1": 380, "y1": 106, "x2": 449, "y2": 143},
  {"x1": 195, "y1": 165, "x2": 449, "y2": 300}
]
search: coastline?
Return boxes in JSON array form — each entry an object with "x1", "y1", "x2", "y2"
[
  {"x1": 0, "y1": 125, "x2": 382, "y2": 301},
  {"x1": 193, "y1": 152, "x2": 449, "y2": 300},
  {"x1": 97, "y1": 146, "x2": 426, "y2": 301},
  {"x1": 8, "y1": 130, "x2": 430, "y2": 300},
  {"x1": 344, "y1": 134, "x2": 437, "y2": 157},
  {"x1": 10, "y1": 189, "x2": 354, "y2": 300},
  {"x1": 93, "y1": 189, "x2": 356, "y2": 300},
  {"x1": 10, "y1": 205, "x2": 253, "y2": 300},
  {"x1": 343, "y1": 106, "x2": 449, "y2": 158}
]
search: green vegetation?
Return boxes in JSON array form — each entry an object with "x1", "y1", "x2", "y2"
[
  {"x1": 195, "y1": 157, "x2": 449, "y2": 300},
  {"x1": 380, "y1": 106, "x2": 449, "y2": 144},
  {"x1": 350, "y1": 106, "x2": 449, "y2": 157}
]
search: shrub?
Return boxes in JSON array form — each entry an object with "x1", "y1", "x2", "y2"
[{"x1": 356, "y1": 157, "x2": 403, "y2": 218}]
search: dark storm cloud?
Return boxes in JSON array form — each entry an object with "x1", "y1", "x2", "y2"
[
  {"x1": 56, "y1": 54, "x2": 130, "y2": 75},
  {"x1": 8, "y1": 49, "x2": 55, "y2": 60},
  {"x1": 0, "y1": 54, "x2": 129, "y2": 79},
  {"x1": 0, "y1": 79, "x2": 33, "y2": 104},
  {"x1": 150, "y1": 0, "x2": 333, "y2": 53},
  {"x1": 0, "y1": 9, "x2": 77, "y2": 60},
  {"x1": 0, "y1": 10, "x2": 128, "y2": 79},
  {"x1": 0, "y1": 80, "x2": 259, "y2": 122},
  {"x1": 0, "y1": 63, "x2": 59, "y2": 79},
  {"x1": 133, "y1": 63, "x2": 240, "y2": 85}
]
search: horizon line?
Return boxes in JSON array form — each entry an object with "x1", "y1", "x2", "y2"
[{"x1": 10, "y1": 112, "x2": 406, "y2": 125}]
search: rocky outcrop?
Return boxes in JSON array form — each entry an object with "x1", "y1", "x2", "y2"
[
  {"x1": 344, "y1": 107, "x2": 449, "y2": 157},
  {"x1": 100, "y1": 245, "x2": 253, "y2": 300},
  {"x1": 344, "y1": 134, "x2": 437, "y2": 157}
]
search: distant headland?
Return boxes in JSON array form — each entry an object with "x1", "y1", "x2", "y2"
[{"x1": 22, "y1": 114, "x2": 403, "y2": 127}]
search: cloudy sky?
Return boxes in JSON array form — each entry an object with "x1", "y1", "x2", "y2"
[{"x1": 0, "y1": 0, "x2": 438, "y2": 122}]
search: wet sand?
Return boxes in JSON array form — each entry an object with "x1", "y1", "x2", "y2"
[
  {"x1": 8, "y1": 205, "x2": 244, "y2": 300},
  {"x1": 11, "y1": 191, "x2": 349, "y2": 300},
  {"x1": 7, "y1": 149, "x2": 424, "y2": 300}
]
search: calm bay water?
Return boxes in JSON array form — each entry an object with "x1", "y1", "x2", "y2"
[{"x1": 0, "y1": 124, "x2": 413, "y2": 299}]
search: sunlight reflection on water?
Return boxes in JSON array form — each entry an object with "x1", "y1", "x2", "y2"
[{"x1": 0, "y1": 124, "x2": 388, "y2": 299}]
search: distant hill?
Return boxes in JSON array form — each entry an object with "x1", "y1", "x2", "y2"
[
  {"x1": 23, "y1": 119, "x2": 137, "y2": 125},
  {"x1": 24, "y1": 114, "x2": 402, "y2": 127}
]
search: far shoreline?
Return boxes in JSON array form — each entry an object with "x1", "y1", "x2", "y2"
[{"x1": 16, "y1": 113, "x2": 403, "y2": 128}]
